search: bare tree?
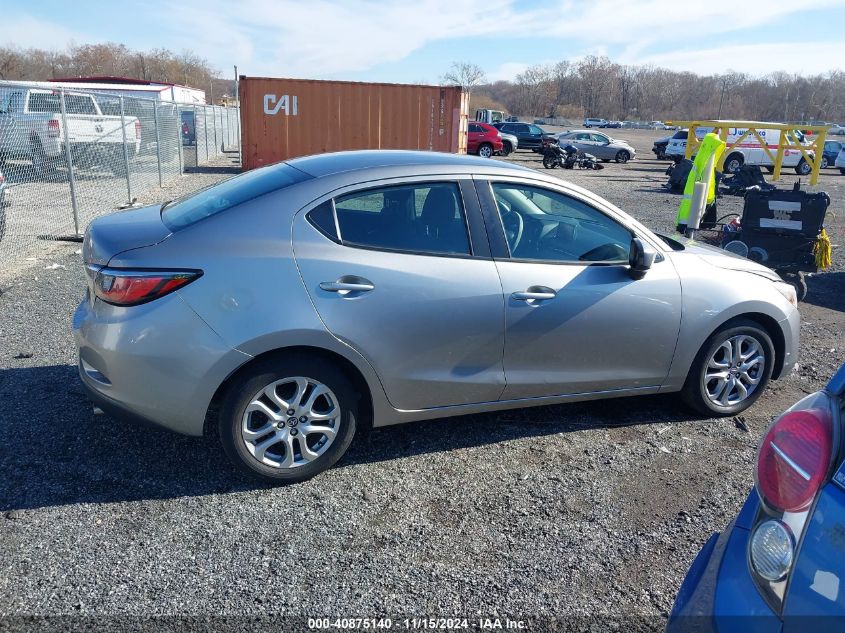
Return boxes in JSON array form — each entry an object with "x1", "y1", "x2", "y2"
[{"x1": 441, "y1": 61, "x2": 486, "y2": 95}]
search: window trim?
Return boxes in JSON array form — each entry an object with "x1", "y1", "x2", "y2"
[
  {"x1": 475, "y1": 177, "x2": 664, "y2": 267},
  {"x1": 304, "y1": 178, "x2": 483, "y2": 260}
]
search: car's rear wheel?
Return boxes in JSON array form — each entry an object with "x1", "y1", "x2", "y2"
[
  {"x1": 615, "y1": 150, "x2": 630, "y2": 163},
  {"x1": 500, "y1": 141, "x2": 512, "y2": 156},
  {"x1": 840, "y1": 168, "x2": 845, "y2": 175},
  {"x1": 681, "y1": 320, "x2": 774, "y2": 416},
  {"x1": 820, "y1": 156, "x2": 829, "y2": 169},
  {"x1": 478, "y1": 143, "x2": 494, "y2": 158},
  {"x1": 219, "y1": 354, "x2": 357, "y2": 483},
  {"x1": 794, "y1": 158, "x2": 812, "y2": 176}
]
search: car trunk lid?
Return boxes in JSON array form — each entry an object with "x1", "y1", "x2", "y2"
[{"x1": 83, "y1": 204, "x2": 171, "y2": 267}]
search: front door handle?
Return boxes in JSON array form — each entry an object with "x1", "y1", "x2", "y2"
[
  {"x1": 512, "y1": 287, "x2": 556, "y2": 302},
  {"x1": 319, "y1": 279, "x2": 374, "y2": 293}
]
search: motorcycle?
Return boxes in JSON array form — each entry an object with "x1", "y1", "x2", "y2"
[{"x1": 542, "y1": 141, "x2": 604, "y2": 170}]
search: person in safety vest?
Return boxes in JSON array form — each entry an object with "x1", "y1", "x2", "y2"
[{"x1": 676, "y1": 132, "x2": 726, "y2": 232}]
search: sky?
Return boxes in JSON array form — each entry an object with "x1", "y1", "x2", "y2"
[{"x1": 1, "y1": 0, "x2": 843, "y2": 84}]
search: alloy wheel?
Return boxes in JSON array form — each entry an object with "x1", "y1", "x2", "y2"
[
  {"x1": 479, "y1": 144, "x2": 493, "y2": 158},
  {"x1": 241, "y1": 376, "x2": 340, "y2": 469},
  {"x1": 702, "y1": 335, "x2": 766, "y2": 408}
]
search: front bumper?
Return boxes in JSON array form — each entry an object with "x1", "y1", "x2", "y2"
[
  {"x1": 73, "y1": 290, "x2": 250, "y2": 436},
  {"x1": 774, "y1": 306, "x2": 800, "y2": 380}
]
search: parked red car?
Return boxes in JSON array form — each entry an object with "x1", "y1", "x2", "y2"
[{"x1": 468, "y1": 122, "x2": 503, "y2": 158}]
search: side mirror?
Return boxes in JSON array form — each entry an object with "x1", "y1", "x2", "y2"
[{"x1": 629, "y1": 238, "x2": 657, "y2": 279}]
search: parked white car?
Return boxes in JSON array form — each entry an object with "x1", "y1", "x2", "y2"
[
  {"x1": 0, "y1": 88, "x2": 141, "y2": 176},
  {"x1": 828, "y1": 124, "x2": 845, "y2": 136},
  {"x1": 666, "y1": 126, "x2": 815, "y2": 175},
  {"x1": 650, "y1": 121, "x2": 671, "y2": 130},
  {"x1": 836, "y1": 147, "x2": 845, "y2": 174}
]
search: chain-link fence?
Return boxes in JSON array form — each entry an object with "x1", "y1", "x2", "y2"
[
  {"x1": 179, "y1": 102, "x2": 240, "y2": 168},
  {"x1": 0, "y1": 81, "x2": 241, "y2": 273}
]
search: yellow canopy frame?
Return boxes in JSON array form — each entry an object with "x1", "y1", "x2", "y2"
[{"x1": 665, "y1": 120, "x2": 829, "y2": 185}]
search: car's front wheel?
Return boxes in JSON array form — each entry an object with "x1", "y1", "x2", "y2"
[
  {"x1": 219, "y1": 354, "x2": 358, "y2": 483},
  {"x1": 500, "y1": 141, "x2": 512, "y2": 156},
  {"x1": 821, "y1": 156, "x2": 829, "y2": 169},
  {"x1": 615, "y1": 150, "x2": 630, "y2": 163},
  {"x1": 681, "y1": 320, "x2": 774, "y2": 416}
]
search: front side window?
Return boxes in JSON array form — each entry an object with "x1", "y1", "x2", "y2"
[
  {"x1": 333, "y1": 182, "x2": 470, "y2": 256},
  {"x1": 529, "y1": 125, "x2": 543, "y2": 135},
  {"x1": 490, "y1": 183, "x2": 631, "y2": 264},
  {"x1": 591, "y1": 134, "x2": 610, "y2": 143}
]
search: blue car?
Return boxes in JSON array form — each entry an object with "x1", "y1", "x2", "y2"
[
  {"x1": 822, "y1": 140, "x2": 843, "y2": 169},
  {"x1": 669, "y1": 363, "x2": 845, "y2": 632}
]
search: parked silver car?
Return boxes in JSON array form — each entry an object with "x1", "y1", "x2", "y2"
[
  {"x1": 558, "y1": 130, "x2": 636, "y2": 163},
  {"x1": 74, "y1": 150, "x2": 800, "y2": 483}
]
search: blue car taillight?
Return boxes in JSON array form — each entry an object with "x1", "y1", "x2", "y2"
[{"x1": 750, "y1": 391, "x2": 839, "y2": 610}]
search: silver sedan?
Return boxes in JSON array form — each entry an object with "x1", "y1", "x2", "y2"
[
  {"x1": 74, "y1": 150, "x2": 799, "y2": 483},
  {"x1": 558, "y1": 130, "x2": 637, "y2": 163}
]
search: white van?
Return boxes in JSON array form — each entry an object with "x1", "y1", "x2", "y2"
[{"x1": 666, "y1": 127, "x2": 814, "y2": 175}]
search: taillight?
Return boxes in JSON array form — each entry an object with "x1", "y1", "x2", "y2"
[
  {"x1": 92, "y1": 267, "x2": 201, "y2": 306},
  {"x1": 756, "y1": 407, "x2": 833, "y2": 513},
  {"x1": 134, "y1": 120, "x2": 141, "y2": 139},
  {"x1": 47, "y1": 119, "x2": 61, "y2": 138}
]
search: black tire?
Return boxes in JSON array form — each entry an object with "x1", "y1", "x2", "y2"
[
  {"x1": 821, "y1": 156, "x2": 829, "y2": 169},
  {"x1": 542, "y1": 154, "x2": 557, "y2": 169},
  {"x1": 477, "y1": 142, "x2": 494, "y2": 159},
  {"x1": 794, "y1": 158, "x2": 811, "y2": 176},
  {"x1": 30, "y1": 138, "x2": 52, "y2": 179},
  {"x1": 779, "y1": 271, "x2": 808, "y2": 302},
  {"x1": 615, "y1": 150, "x2": 630, "y2": 164},
  {"x1": 724, "y1": 153, "x2": 744, "y2": 174},
  {"x1": 500, "y1": 141, "x2": 512, "y2": 156},
  {"x1": 764, "y1": 166, "x2": 775, "y2": 174},
  {"x1": 680, "y1": 319, "x2": 775, "y2": 417},
  {"x1": 107, "y1": 147, "x2": 129, "y2": 176},
  {"x1": 601, "y1": 159, "x2": 610, "y2": 163},
  {"x1": 219, "y1": 353, "x2": 358, "y2": 483}
]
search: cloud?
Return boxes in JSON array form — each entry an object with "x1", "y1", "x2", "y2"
[
  {"x1": 0, "y1": 16, "x2": 90, "y2": 50},
  {"x1": 629, "y1": 41, "x2": 845, "y2": 76},
  {"x1": 2, "y1": 0, "x2": 843, "y2": 81}
]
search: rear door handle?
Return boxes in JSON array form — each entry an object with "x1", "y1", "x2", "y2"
[
  {"x1": 512, "y1": 288, "x2": 556, "y2": 302},
  {"x1": 319, "y1": 279, "x2": 374, "y2": 293}
]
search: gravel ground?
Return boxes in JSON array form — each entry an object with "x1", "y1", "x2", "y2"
[{"x1": 0, "y1": 137, "x2": 842, "y2": 632}]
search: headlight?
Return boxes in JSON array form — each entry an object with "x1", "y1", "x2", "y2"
[{"x1": 774, "y1": 281, "x2": 797, "y2": 307}]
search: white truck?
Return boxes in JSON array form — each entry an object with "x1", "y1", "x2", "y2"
[
  {"x1": 0, "y1": 88, "x2": 141, "y2": 176},
  {"x1": 475, "y1": 109, "x2": 505, "y2": 125},
  {"x1": 666, "y1": 126, "x2": 814, "y2": 175}
]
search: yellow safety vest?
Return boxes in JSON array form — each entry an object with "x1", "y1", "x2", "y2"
[{"x1": 676, "y1": 133, "x2": 726, "y2": 228}]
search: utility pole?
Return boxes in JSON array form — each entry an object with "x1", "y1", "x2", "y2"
[
  {"x1": 209, "y1": 79, "x2": 214, "y2": 105},
  {"x1": 234, "y1": 65, "x2": 239, "y2": 103}
]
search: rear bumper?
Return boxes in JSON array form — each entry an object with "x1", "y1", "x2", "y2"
[
  {"x1": 668, "y1": 497, "x2": 782, "y2": 633},
  {"x1": 73, "y1": 290, "x2": 251, "y2": 436}
]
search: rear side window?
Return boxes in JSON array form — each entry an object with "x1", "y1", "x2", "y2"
[
  {"x1": 161, "y1": 163, "x2": 312, "y2": 231},
  {"x1": 330, "y1": 182, "x2": 470, "y2": 256},
  {"x1": 468, "y1": 123, "x2": 482, "y2": 133}
]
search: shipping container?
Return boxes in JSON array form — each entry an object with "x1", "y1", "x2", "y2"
[{"x1": 239, "y1": 76, "x2": 468, "y2": 170}]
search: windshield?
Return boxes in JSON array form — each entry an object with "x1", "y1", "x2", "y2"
[{"x1": 161, "y1": 162, "x2": 312, "y2": 231}]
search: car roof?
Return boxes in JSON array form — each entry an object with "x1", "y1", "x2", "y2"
[
  {"x1": 285, "y1": 150, "x2": 534, "y2": 178},
  {"x1": 566, "y1": 129, "x2": 604, "y2": 134}
]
